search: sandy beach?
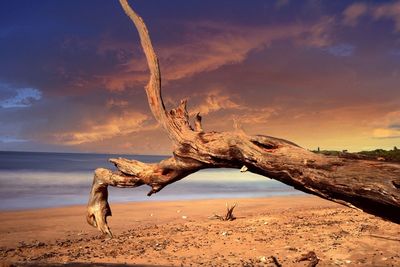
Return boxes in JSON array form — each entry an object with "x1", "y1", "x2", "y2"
[{"x1": 0, "y1": 195, "x2": 399, "y2": 266}]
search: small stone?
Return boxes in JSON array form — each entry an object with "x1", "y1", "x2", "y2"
[
  {"x1": 221, "y1": 230, "x2": 233, "y2": 236},
  {"x1": 182, "y1": 215, "x2": 187, "y2": 219},
  {"x1": 240, "y1": 165, "x2": 248, "y2": 172}
]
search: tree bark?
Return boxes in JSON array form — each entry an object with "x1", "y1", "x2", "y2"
[{"x1": 87, "y1": 0, "x2": 400, "y2": 237}]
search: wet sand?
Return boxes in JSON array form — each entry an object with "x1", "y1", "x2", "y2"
[{"x1": 0, "y1": 196, "x2": 399, "y2": 266}]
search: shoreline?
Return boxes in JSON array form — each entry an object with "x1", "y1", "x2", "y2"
[{"x1": 1, "y1": 195, "x2": 399, "y2": 266}]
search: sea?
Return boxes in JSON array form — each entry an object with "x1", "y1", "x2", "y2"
[{"x1": 0, "y1": 151, "x2": 304, "y2": 210}]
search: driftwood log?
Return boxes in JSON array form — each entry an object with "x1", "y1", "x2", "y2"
[{"x1": 87, "y1": 0, "x2": 400, "y2": 237}]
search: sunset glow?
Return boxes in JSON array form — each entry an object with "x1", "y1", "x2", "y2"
[{"x1": 1, "y1": 0, "x2": 399, "y2": 154}]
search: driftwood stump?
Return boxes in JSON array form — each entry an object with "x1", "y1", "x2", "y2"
[
  {"x1": 209, "y1": 203, "x2": 237, "y2": 221},
  {"x1": 87, "y1": 0, "x2": 400, "y2": 237}
]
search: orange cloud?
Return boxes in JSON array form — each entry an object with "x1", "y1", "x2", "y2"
[
  {"x1": 372, "y1": 110, "x2": 400, "y2": 139},
  {"x1": 373, "y1": 128, "x2": 400, "y2": 139},
  {"x1": 97, "y1": 18, "x2": 334, "y2": 92},
  {"x1": 235, "y1": 107, "x2": 278, "y2": 125},
  {"x1": 185, "y1": 88, "x2": 278, "y2": 132},
  {"x1": 189, "y1": 89, "x2": 241, "y2": 115},
  {"x1": 50, "y1": 111, "x2": 150, "y2": 145}
]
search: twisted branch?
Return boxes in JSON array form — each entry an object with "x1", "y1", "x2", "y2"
[{"x1": 87, "y1": 0, "x2": 400, "y2": 237}]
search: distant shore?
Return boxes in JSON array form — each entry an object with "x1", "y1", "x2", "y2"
[{"x1": 1, "y1": 196, "x2": 399, "y2": 266}]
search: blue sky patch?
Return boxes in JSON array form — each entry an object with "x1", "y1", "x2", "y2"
[{"x1": 0, "y1": 88, "x2": 42, "y2": 108}]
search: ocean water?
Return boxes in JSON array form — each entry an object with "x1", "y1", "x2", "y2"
[{"x1": 0, "y1": 151, "x2": 304, "y2": 210}]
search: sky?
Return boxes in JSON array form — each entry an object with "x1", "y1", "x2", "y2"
[{"x1": 0, "y1": 0, "x2": 399, "y2": 155}]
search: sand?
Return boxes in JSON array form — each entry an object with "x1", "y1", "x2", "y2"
[{"x1": 0, "y1": 195, "x2": 399, "y2": 266}]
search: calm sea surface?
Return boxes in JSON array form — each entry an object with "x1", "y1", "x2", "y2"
[{"x1": 0, "y1": 151, "x2": 303, "y2": 210}]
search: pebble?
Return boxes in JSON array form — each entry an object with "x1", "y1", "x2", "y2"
[
  {"x1": 259, "y1": 256, "x2": 267, "y2": 263},
  {"x1": 221, "y1": 231, "x2": 232, "y2": 236}
]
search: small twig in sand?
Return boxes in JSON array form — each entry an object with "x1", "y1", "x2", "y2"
[
  {"x1": 209, "y1": 203, "x2": 237, "y2": 221},
  {"x1": 297, "y1": 251, "x2": 319, "y2": 267},
  {"x1": 270, "y1": 255, "x2": 282, "y2": 267}
]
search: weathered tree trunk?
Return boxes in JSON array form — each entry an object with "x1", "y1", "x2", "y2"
[{"x1": 87, "y1": 0, "x2": 400, "y2": 237}]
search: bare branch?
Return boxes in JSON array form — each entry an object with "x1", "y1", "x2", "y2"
[{"x1": 119, "y1": 0, "x2": 165, "y2": 124}]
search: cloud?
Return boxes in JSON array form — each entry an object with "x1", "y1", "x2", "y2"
[
  {"x1": 174, "y1": 18, "x2": 335, "y2": 76},
  {"x1": 343, "y1": 2, "x2": 400, "y2": 32},
  {"x1": 342, "y1": 3, "x2": 368, "y2": 26},
  {"x1": 106, "y1": 98, "x2": 129, "y2": 108},
  {"x1": 325, "y1": 43, "x2": 355, "y2": 57},
  {"x1": 372, "y1": 128, "x2": 400, "y2": 139},
  {"x1": 235, "y1": 107, "x2": 277, "y2": 125},
  {"x1": 97, "y1": 17, "x2": 334, "y2": 92},
  {"x1": 373, "y1": 1, "x2": 400, "y2": 32},
  {"x1": 372, "y1": 110, "x2": 400, "y2": 139},
  {"x1": 187, "y1": 88, "x2": 278, "y2": 130},
  {"x1": 389, "y1": 123, "x2": 400, "y2": 129},
  {"x1": 0, "y1": 137, "x2": 28, "y2": 143},
  {"x1": 50, "y1": 111, "x2": 150, "y2": 145},
  {"x1": 294, "y1": 16, "x2": 335, "y2": 48},
  {"x1": 189, "y1": 89, "x2": 241, "y2": 116},
  {"x1": 0, "y1": 88, "x2": 42, "y2": 108}
]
